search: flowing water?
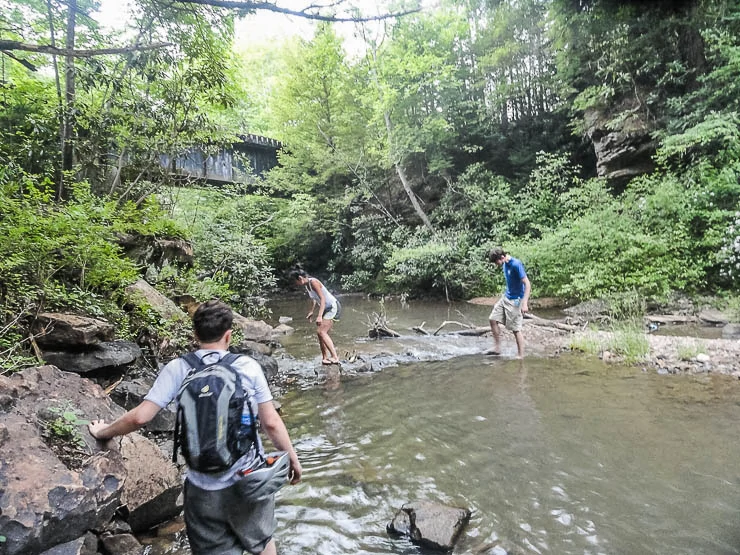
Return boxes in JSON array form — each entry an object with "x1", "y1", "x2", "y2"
[{"x1": 144, "y1": 297, "x2": 740, "y2": 555}]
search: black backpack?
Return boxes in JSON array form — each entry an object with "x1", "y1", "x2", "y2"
[{"x1": 172, "y1": 351, "x2": 258, "y2": 473}]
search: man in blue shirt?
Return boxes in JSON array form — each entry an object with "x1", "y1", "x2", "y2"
[{"x1": 488, "y1": 247, "x2": 531, "y2": 358}]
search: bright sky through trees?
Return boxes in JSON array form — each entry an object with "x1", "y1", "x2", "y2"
[{"x1": 92, "y1": 0, "x2": 416, "y2": 56}]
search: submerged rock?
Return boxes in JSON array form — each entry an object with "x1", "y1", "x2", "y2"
[{"x1": 388, "y1": 500, "x2": 471, "y2": 551}]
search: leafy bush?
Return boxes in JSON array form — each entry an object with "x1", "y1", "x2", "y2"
[{"x1": 161, "y1": 186, "x2": 277, "y2": 303}]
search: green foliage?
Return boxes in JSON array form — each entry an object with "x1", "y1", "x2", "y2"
[
  {"x1": 677, "y1": 341, "x2": 707, "y2": 361},
  {"x1": 384, "y1": 233, "x2": 460, "y2": 296},
  {"x1": 42, "y1": 403, "x2": 90, "y2": 451},
  {"x1": 434, "y1": 163, "x2": 520, "y2": 244},
  {"x1": 0, "y1": 171, "x2": 189, "y2": 370},
  {"x1": 0, "y1": 176, "x2": 138, "y2": 300},
  {"x1": 159, "y1": 186, "x2": 277, "y2": 305}
]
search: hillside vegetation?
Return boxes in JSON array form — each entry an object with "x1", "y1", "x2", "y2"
[{"x1": 1, "y1": 0, "x2": 739, "y2": 370}]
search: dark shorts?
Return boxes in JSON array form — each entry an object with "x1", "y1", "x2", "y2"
[{"x1": 184, "y1": 479, "x2": 276, "y2": 555}]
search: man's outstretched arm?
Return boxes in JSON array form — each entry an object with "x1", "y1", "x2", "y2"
[{"x1": 88, "y1": 400, "x2": 162, "y2": 440}]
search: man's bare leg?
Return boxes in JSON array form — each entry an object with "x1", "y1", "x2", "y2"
[
  {"x1": 489, "y1": 319, "x2": 502, "y2": 354},
  {"x1": 513, "y1": 330, "x2": 525, "y2": 359}
]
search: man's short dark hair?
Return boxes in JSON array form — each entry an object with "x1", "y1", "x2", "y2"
[
  {"x1": 192, "y1": 300, "x2": 233, "y2": 343},
  {"x1": 488, "y1": 247, "x2": 506, "y2": 263}
]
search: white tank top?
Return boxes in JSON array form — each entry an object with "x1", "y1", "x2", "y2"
[{"x1": 306, "y1": 278, "x2": 337, "y2": 308}]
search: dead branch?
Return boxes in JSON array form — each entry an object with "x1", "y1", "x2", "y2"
[
  {"x1": 104, "y1": 376, "x2": 124, "y2": 395},
  {"x1": 0, "y1": 50, "x2": 37, "y2": 71},
  {"x1": 450, "y1": 326, "x2": 490, "y2": 336},
  {"x1": 0, "y1": 40, "x2": 172, "y2": 57},
  {"x1": 29, "y1": 334, "x2": 44, "y2": 364},
  {"x1": 167, "y1": 0, "x2": 420, "y2": 22},
  {"x1": 526, "y1": 313, "x2": 580, "y2": 332},
  {"x1": 412, "y1": 321, "x2": 429, "y2": 335},
  {"x1": 366, "y1": 299, "x2": 401, "y2": 338},
  {"x1": 433, "y1": 320, "x2": 474, "y2": 336}
]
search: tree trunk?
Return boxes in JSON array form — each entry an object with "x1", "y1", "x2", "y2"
[
  {"x1": 46, "y1": 0, "x2": 65, "y2": 191},
  {"x1": 61, "y1": 0, "x2": 77, "y2": 197},
  {"x1": 383, "y1": 111, "x2": 434, "y2": 232}
]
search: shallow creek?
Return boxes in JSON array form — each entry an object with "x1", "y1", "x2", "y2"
[{"x1": 145, "y1": 297, "x2": 740, "y2": 554}]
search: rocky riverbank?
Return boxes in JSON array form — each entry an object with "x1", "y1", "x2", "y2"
[{"x1": 519, "y1": 316, "x2": 740, "y2": 377}]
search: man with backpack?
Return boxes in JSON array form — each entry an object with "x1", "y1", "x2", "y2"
[{"x1": 88, "y1": 300, "x2": 302, "y2": 555}]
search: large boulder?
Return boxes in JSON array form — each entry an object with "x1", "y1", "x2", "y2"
[
  {"x1": 119, "y1": 435, "x2": 183, "y2": 532},
  {"x1": 232, "y1": 312, "x2": 274, "y2": 342},
  {"x1": 116, "y1": 233, "x2": 194, "y2": 269},
  {"x1": 38, "y1": 533, "x2": 99, "y2": 555},
  {"x1": 124, "y1": 280, "x2": 188, "y2": 322},
  {"x1": 110, "y1": 379, "x2": 176, "y2": 433},
  {"x1": 0, "y1": 366, "x2": 126, "y2": 555},
  {"x1": 584, "y1": 102, "x2": 656, "y2": 183},
  {"x1": 0, "y1": 365, "x2": 184, "y2": 554},
  {"x1": 32, "y1": 313, "x2": 114, "y2": 349},
  {"x1": 42, "y1": 341, "x2": 142, "y2": 375}
]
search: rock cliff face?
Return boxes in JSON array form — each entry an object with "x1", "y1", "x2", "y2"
[{"x1": 584, "y1": 100, "x2": 656, "y2": 184}]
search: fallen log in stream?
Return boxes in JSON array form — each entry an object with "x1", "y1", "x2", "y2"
[{"x1": 412, "y1": 314, "x2": 582, "y2": 336}]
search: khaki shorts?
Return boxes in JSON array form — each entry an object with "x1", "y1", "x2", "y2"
[
  {"x1": 184, "y1": 478, "x2": 276, "y2": 555},
  {"x1": 489, "y1": 297, "x2": 523, "y2": 332}
]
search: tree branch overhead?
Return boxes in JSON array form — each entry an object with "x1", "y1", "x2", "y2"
[{"x1": 167, "y1": 0, "x2": 420, "y2": 22}]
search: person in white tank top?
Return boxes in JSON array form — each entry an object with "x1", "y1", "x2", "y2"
[{"x1": 290, "y1": 268, "x2": 341, "y2": 365}]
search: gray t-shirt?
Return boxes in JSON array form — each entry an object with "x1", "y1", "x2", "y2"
[{"x1": 144, "y1": 349, "x2": 273, "y2": 491}]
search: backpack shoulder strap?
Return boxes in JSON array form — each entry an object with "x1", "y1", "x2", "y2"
[
  {"x1": 220, "y1": 352, "x2": 242, "y2": 367},
  {"x1": 181, "y1": 352, "x2": 203, "y2": 372}
]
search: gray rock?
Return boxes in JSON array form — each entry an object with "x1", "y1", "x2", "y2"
[
  {"x1": 38, "y1": 533, "x2": 98, "y2": 555},
  {"x1": 232, "y1": 312, "x2": 274, "y2": 342},
  {"x1": 278, "y1": 316, "x2": 293, "y2": 324},
  {"x1": 32, "y1": 313, "x2": 114, "y2": 349},
  {"x1": 100, "y1": 533, "x2": 145, "y2": 555},
  {"x1": 272, "y1": 323, "x2": 295, "y2": 336},
  {"x1": 722, "y1": 323, "x2": 740, "y2": 340},
  {"x1": 238, "y1": 340, "x2": 273, "y2": 356},
  {"x1": 116, "y1": 233, "x2": 194, "y2": 269},
  {"x1": 698, "y1": 309, "x2": 730, "y2": 326},
  {"x1": 0, "y1": 366, "x2": 126, "y2": 555},
  {"x1": 388, "y1": 501, "x2": 471, "y2": 551},
  {"x1": 42, "y1": 341, "x2": 142, "y2": 374},
  {"x1": 110, "y1": 379, "x2": 175, "y2": 432},
  {"x1": 119, "y1": 435, "x2": 183, "y2": 532},
  {"x1": 124, "y1": 280, "x2": 188, "y2": 322},
  {"x1": 584, "y1": 105, "x2": 655, "y2": 182}
]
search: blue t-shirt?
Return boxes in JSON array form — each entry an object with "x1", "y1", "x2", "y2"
[{"x1": 503, "y1": 257, "x2": 527, "y2": 300}]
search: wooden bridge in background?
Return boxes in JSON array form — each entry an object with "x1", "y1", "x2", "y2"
[{"x1": 161, "y1": 134, "x2": 282, "y2": 185}]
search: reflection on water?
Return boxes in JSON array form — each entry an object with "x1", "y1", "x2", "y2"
[
  {"x1": 273, "y1": 357, "x2": 740, "y2": 554},
  {"x1": 145, "y1": 297, "x2": 740, "y2": 554}
]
